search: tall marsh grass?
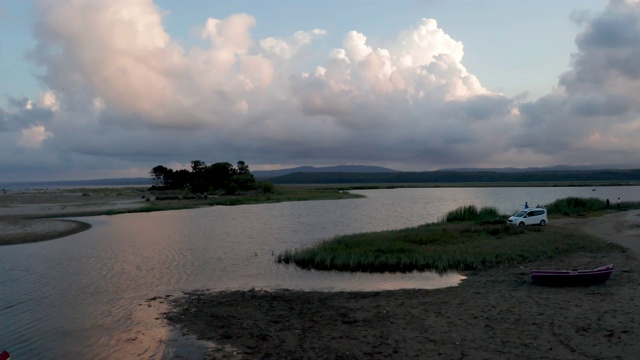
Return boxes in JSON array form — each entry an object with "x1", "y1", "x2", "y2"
[
  {"x1": 546, "y1": 197, "x2": 607, "y2": 216},
  {"x1": 277, "y1": 204, "x2": 625, "y2": 273},
  {"x1": 441, "y1": 205, "x2": 502, "y2": 223},
  {"x1": 546, "y1": 196, "x2": 640, "y2": 216}
]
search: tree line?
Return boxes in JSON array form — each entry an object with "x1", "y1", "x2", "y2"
[{"x1": 150, "y1": 160, "x2": 273, "y2": 194}]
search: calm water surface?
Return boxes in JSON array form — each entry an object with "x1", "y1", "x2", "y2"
[{"x1": 1, "y1": 186, "x2": 639, "y2": 358}]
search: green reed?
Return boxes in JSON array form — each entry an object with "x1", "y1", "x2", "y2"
[
  {"x1": 277, "y1": 205, "x2": 625, "y2": 273},
  {"x1": 440, "y1": 205, "x2": 502, "y2": 223}
]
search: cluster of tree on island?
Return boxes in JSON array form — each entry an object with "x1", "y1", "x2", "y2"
[{"x1": 150, "y1": 160, "x2": 273, "y2": 194}]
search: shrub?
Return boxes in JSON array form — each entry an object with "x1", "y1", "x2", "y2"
[
  {"x1": 546, "y1": 197, "x2": 607, "y2": 215},
  {"x1": 260, "y1": 181, "x2": 275, "y2": 194}
]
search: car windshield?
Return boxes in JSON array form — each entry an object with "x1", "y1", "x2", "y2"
[{"x1": 513, "y1": 210, "x2": 527, "y2": 217}]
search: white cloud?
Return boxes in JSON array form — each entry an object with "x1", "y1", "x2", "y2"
[
  {"x1": 4, "y1": 0, "x2": 640, "y2": 181},
  {"x1": 343, "y1": 31, "x2": 372, "y2": 63},
  {"x1": 1, "y1": 0, "x2": 514, "y2": 180},
  {"x1": 395, "y1": 19, "x2": 465, "y2": 67},
  {"x1": 200, "y1": 13, "x2": 255, "y2": 55},
  {"x1": 18, "y1": 125, "x2": 53, "y2": 148},
  {"x1": 260, "y1": 28, "x2": 326, "y2": 59},
  {"x1": 41, "y1": 91, "x2": 59, "y2": 111}
]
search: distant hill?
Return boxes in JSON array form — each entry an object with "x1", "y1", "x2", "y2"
[
  {"x1": 266, "y1": 169, "x2": 640, "y2": 185},
  {"x1": 438, "y1": 164, "x2": 638, "y2": 172},
  {"x1": 253, "y1": 165, "x2": 397, "y2": 178}
]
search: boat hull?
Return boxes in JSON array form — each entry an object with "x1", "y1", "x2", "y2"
[{"x1": 530, "y1": 264, "x2": 613, "y2": 286}]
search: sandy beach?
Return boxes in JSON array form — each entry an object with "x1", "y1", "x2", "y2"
[
  {"x1": 0, "y1": 188, "x2": 146, "y2": 245},
  {"x1": 3, "y1": 189, "x2": 640, "y2": 359}
]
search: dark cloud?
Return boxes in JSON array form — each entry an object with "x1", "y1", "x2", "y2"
[
  {"x1": 445, "y1": 95, "x2": 513, "y2": 120},
  {"x1": 576, "y1": 11, "x2": 640, "y2": 49},
  {"x1": 568, "y1": 94, "x2": 631, "y2": 117},
  {"x1": 562, "y1": 1, "x2": 640, "y2": 90},
  {"x1": 513, "y1": 0, "x2": 640, "y2": 166},
  {"x1": 0, "y1": 97, "x2": 54, "y2": 132}
]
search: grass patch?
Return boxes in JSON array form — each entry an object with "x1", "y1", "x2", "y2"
[
  {"x1": 547, "y1": 197, "x2": 640, "y2": 216},
  {"x1": 546, "y1": 197, "x2": 607, "y2": 216},
  {"x1": 277, "y1": 205, "x2": 625, "y2": 273},
  {"x1": 440, "y1": 205, "x2": 502, "y2": 223}
]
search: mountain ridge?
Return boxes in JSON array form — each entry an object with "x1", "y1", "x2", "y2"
[
  {"x1": 252, "y1": 165, "x2": 397, "y2": 178},
  {"x1": 3, "y1": 164, "x2": 639, "y2": 188}
]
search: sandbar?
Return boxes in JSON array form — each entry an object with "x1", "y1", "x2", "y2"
[{"x1": 0, "y1": 188, "x2": 146, "y2": 245}]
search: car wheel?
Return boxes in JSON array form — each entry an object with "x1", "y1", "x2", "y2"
[
  {"x1": 540, "y1": 220, "x2": 546, "y2": 226},
  {"x1": 518, "y1": 222, "x2": 525, "y2": 227}
]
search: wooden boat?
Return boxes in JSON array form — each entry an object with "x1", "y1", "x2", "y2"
[{"x1": 530, "y1": 264, "x2": 613, "y2": 286}]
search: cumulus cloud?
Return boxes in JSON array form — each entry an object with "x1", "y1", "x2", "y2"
[
  {"x1": 3, "y1": 0, "x2": 640, "y2": 181},
  {"x1": 0, "y1": 96, "x2": 55, "y2": 132},
  {"x1": 260, "y1": 28, "x2": 326, "y2": 59},
  {"x1": 18, "y1": 125, "x2": 53, "y2": 148},
  {"x1": 513, "y1": 0, "x2": 640, "y2": 166}
]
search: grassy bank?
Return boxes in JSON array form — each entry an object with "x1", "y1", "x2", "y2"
[
  {"x1": 277, "y1": 203, "x2": 627, "y2": 273},
  {"x1": 545, "y1": 196, "x2": 640, "y2": 217}
]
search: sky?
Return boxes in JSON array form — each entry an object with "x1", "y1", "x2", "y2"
[{"x1": 2, "y1": 0, "x2": 640, "y2": 182}]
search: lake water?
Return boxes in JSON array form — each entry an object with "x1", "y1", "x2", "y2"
[{"x1": 1, "y1": 186, "x2": 639, "y2": 359}]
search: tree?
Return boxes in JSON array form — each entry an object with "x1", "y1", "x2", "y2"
[
  {"x1": 205, "y1": 162, "x2": 235, "y2": 191},
  {"x1": 149, "y1": 160, "x2": 257, "y2": 193},
  {"x1": 171, "y1": 169, "x2": 191, "y2": 189},
  {"x1": 190, "y1": 160, "x2": 209, "y2": 193},
  {"x1": 190, "y1": 160, "x2": 207, "y2": 173},
  {"x1": 237, "y1": 161, "x2": 250, "y2": 175},
  {"x1": 150, "y1": 165, "x2": 171, "y2": 187}
]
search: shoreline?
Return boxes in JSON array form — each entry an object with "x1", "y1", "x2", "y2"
[
  {"x1": 0, "y1": 186, "x2": 363, "y2": 245},
  {"x1": 3, "y1": 188, "x2": 640, "y2": 358},
  {"x1": 0, "y1": 187, "x2": 147, "y2": 245},
  {"x1": 164, "y1": 251, "x2": 639, "y2": 359},
  {"x1": 161, "y1": 210, "x2": 640, "y2": 359},
  {"x1": 0, "y1": 218, "x2": 92, "y2": 246}
]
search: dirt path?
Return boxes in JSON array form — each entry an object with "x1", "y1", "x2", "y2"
[{"x1": 554, "y1": 210, "x2": 640, "y2": 254}]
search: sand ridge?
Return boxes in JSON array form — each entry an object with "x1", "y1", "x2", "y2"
[{"x1": 0, "y1": 188, "x2": 146, "y2": 245}]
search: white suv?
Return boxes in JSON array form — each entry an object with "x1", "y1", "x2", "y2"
[{"x1": 507, "y1": 208, "x2": 548, "y2": 227}]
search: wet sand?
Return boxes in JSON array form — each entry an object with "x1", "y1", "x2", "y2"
[
  {"x1": 0, "y1": 218, "x2": 92, "y2": 246},
  {"x1": 0, "y1": 188, "x2": 146, "y2": 245}
]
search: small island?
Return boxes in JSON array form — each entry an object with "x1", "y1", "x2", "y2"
[{"x1": 0, "y1": 160, "x2": 362, "y2": 246}]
